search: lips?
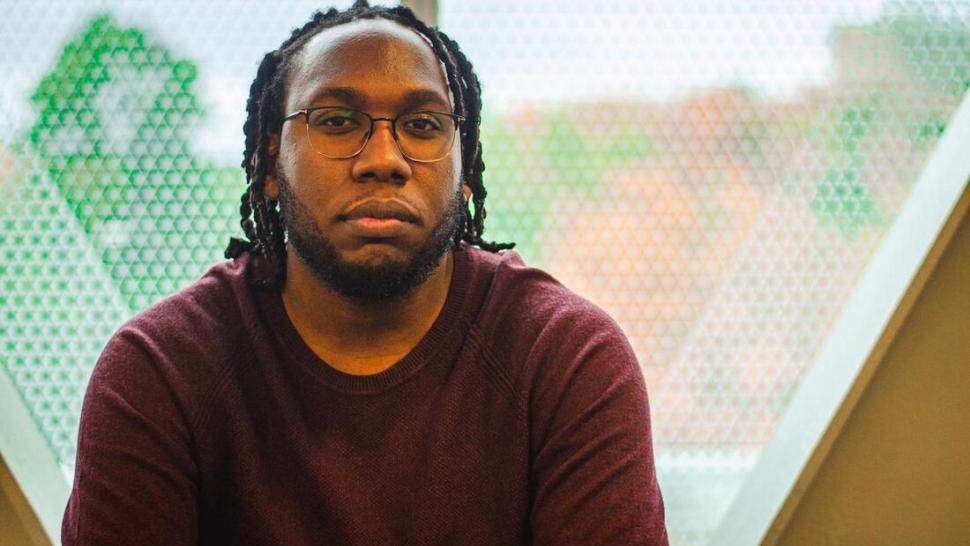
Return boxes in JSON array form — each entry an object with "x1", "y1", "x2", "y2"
[
  {"x1": 341, "y1": 199, "x2": 420, "y2": 224},
  {"x1": 339, "y1": 198, "x2": 420, "y2": 239}
]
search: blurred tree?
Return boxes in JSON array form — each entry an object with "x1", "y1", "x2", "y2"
[{"x1": 29, "y1": 15, "x2": 239, "y2": 310}]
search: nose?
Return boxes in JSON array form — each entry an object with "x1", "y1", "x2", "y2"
[{"x1": 351, "y1": 120, "x2": 412, "y2": 184}]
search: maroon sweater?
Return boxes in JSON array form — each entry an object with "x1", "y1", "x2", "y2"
[{"x1": 63, "y1": 245, "x2": 667, "y2": 545}]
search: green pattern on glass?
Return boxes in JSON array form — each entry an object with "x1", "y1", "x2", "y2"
[
  {"x1": 2, "y1": 14, "x2": 243, "y2": 470},
  {"x1": 28, "y1": 15, "x2": 241, "y2": 312}
]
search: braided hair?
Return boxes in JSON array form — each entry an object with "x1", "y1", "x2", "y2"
[{"x1": 225, "y1": 0, "x2": 514, "y2": 287}]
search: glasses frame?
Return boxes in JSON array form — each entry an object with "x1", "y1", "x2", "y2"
[{"x1": 281, "y1": 106, "x2": 465, "y2": 163}]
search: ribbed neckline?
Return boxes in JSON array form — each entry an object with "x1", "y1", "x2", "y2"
[{"x1": 257, "y1": 249, "x2": 472, "y2": 396}]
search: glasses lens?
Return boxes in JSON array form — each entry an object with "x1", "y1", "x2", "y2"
[
  {"x1": 305, "y1": 107, "x2": 369, "y2": 158},
  {"x1": 396, "y1": 112, "x2": 458, "y2": 161}
]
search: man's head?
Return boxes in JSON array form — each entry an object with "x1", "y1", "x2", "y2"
[{"x1": 225, "y1": 1, "x2": 513, "y2": 293}]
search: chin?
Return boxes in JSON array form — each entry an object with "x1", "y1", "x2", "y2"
[
  {"x1": 294, "y1": 237, "x2": 447, "y2": 302},
  {"x1": 340, "y1": 242, "x2": 416, "y2": 270},
  {"x1": 286, "y1": 217, "x2": 457, "y2": 302}
]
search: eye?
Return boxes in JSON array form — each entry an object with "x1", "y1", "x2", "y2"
[
  {"x1": 401, "y1": 113, "x2": 445, "y2": 138},
  {"x1": 308, "y1": 109, "x2": 362, "y2": 134}
]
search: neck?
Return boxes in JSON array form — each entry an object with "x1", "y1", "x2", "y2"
[{"x1": 280, "y1": 247, "x2": 455, "y2": 374}]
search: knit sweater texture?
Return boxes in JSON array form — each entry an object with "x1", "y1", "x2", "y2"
[{"x1": 63, "y1": 245, "x2": 667, "y2": 545}]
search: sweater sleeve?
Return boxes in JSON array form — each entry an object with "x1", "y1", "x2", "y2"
[
  {"x1": 528, "y1": 309, "x2": 668, "y2": 545},
  {"x1": 62, "y1": 330, "x2": 199, "y2": 546}
]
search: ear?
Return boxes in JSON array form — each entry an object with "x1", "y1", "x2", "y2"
[
  {"x1": 263, "y1": 134, "x2": 281, "y2": 200},
  {"x1": 461, "y1": 183, "x2": 472, "y2": 203}
]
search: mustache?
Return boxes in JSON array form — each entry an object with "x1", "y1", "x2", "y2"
[{"x1": 339, "y1": 198, "x2": 422, "y2": 225}]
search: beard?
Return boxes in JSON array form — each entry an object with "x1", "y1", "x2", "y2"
[{"x1": 276, "y1": 171, "x2": 463, "y2": 302}]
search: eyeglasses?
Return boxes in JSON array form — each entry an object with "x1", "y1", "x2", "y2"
[{"x1": 281, "y1": 106, "x2": 464, "y2": 163}]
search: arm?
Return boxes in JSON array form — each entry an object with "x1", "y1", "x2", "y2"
[
  {"x1": 62, "y1": 331, "x2": 198, "y2": 545},
  {"x1": 528, "y1": 315, "x2": 668, "y2": 545}
]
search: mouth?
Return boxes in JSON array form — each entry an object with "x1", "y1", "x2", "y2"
[{"x1": 339, "y1": 198, "x2": 421, "y2": 238}]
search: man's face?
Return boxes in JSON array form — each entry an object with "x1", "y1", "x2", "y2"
[{"x1": 266, "y1": 18, "x2": 466, "y2": 300}]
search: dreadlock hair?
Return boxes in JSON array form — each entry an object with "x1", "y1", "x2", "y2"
[{"x1": 224, "y1": 0, "x2": 514, "y2": 287}]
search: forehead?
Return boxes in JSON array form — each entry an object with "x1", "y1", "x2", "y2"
[{"x1": 285, "y1": 18, "x2": 451, "y2": 111}]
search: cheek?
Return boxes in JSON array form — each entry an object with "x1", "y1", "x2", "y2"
[
  {"x1": 442, "y1": 150, "x2": 463, "y2": 194},
  {"x1": 429, "y1": 160, "x2": 462, "y2": 209},
  {"x1": 279, "y1": 124, "x2": 333, "y2": 177},
  {"x1": 279, "y1": 147, "x2": 344, "y2": 207},
  {"x1": 450, "y1": 143, "x2": 463, "y2": 179}
]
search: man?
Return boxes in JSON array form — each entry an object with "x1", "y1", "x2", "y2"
[{"x1": 62, "y1": 2, "x2": 667, "y2": 544}]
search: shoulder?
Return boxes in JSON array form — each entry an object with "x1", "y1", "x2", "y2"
[
  {"x1": 465, "y1": 246, "x2": 635, "y2": 366},
  {"x1": 463, "y1": 247, "x2": 648, "y2": 444},
  {"x1": 89, "y1": 255, "x2": 262, "y2": 417},
  {"x1": 121, "y1": 255, "x2": 253, "y2": 349}
]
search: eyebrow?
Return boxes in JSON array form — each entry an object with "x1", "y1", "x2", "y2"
[{"x1": 308, "y1": 87, "x2": 451, "y2": 112}]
